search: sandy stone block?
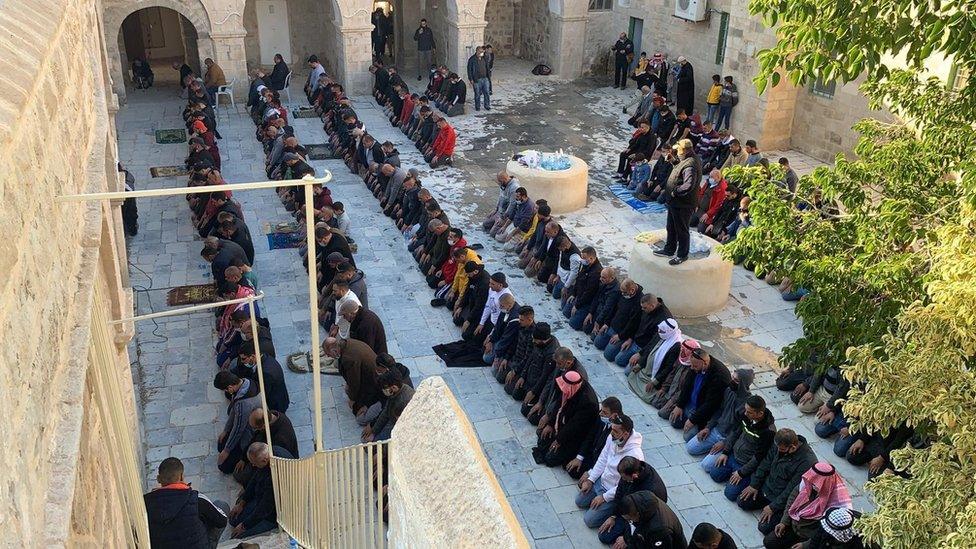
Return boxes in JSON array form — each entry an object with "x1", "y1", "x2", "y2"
[
  {"x1": 171, "y1": 404, "x2": 218, "y2": 426},
  {"x1": 164, "y1": 363, "x2": 189, "y2": 387}
]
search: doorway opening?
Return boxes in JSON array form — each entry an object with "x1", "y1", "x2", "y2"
[
  {"x1": 628, "y1": 16, "x2": 643, "y2": 71},
  {"x1": 118, "y1": 7, "x2": 201, "y2": 89},
  {"x1": 372, "y1": 0, "x2": 396, "y2": 62}
]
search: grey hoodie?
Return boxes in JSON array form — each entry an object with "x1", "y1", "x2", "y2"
[{"x1": 708, "y1": 367, "x2": 754, "y2": 436}]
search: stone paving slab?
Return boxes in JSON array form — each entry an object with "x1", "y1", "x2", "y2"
[{"x1": 117, "y1": 67, "x2": 866, "y2": 548}]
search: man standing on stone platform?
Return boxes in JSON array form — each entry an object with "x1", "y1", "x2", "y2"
[{"x1": 654, "y1": 138, "x2": 702, "y2": 265}]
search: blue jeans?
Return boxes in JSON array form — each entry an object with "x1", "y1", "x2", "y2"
[
  {"x1": 474, "y1": 77, "x2": 491, "y2": 109},
  {"x1": 815, "y1": 412, "x2": 857, "y2": 457},
  {"x1": 716, "y1": 105, "x2": 733, "y2": 130},
  {"x1": 598, "y1": 517, "x2": 628, "y2": 545},
  {"x1": 685, "y1": 427, "x2": 725, "y2": 455},
  {"x1": 593, "y1": 327, "x2": 617, "y2": 351},
  {"x1": 552, "y1": 280, "x2": 565, "y2": 300},
  {"x1": 565, "y1": 302, "x2": 590, "y2": 332},
  {"x1": 575, "y1": 478, "x2": 615, "y2": 528},
  {"x1": 613, "y1": 343, "x2": 640, "y2": 367},
  {"x1": 705, "y1": 103, "x2": 720, "y2": 124}
]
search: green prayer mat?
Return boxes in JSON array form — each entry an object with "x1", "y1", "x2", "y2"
[
  {"x1": 150, "y1": 166, "x2": 190, "y2": 178},
  {"x1": 292, "y1": 107, "x2": 319, "y2": 119},
  {"x1": 155, "y1": 128, "x2": 187, "y2": 144},
  {"x1": 305, "y1": 144, "x2": 333, "y2": 160}
]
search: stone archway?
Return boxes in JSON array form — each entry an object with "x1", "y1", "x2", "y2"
[{"x1": 104, "y1": 0, "x2": 215, "y2": 102}]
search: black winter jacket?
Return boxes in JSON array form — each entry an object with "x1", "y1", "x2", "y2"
[
  {"x1": 144, "y1": 486, "x2": 227, "y2": 549},
  {"x1": 676, "y1": 356, "x2": 731, "y2": 429}
]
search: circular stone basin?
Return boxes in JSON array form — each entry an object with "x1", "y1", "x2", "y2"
[
  {"x1": 628, "y1": 229, "x2": 733, "y2": 317},
  {"x1": 506, "y1": 155, "x2": 589, "y2": 214}
]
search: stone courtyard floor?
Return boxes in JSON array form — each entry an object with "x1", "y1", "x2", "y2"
[{"x1": 120, "y1": 60, "x2": 870, "y2": 548}]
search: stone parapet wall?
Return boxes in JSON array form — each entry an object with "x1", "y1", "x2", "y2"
[
  {"x1": 388, "y1": 376, "x2": 530, "y2": 548},
  {"x1": 0, "y1": 0, "x2": 137, "y2": 545}
]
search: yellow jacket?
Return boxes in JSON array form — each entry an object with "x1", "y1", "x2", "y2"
[
  {"x1": 707, "y1": 83, "x2": 723, "y2": 105},
  {"x1": 450, "y1": 249, "x2": 483, "y2": 299},
  {"x1": 634, "y1": 58, "x2": 649, "y2": 75},
  {"x1": 521, "y1": 213, "x2": 542, "y2": 242}
]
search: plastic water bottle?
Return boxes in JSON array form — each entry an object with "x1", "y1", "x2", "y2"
[{"x1": 289, "y1": 537, "x2": 299, "y2": 549}]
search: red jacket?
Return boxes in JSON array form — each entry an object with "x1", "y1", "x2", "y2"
[
  {"x1": 700, "y1": 178, "x2": 728, "y2": 224},
  {"x1": 399, "y1": 96, "x2": 415, "y2": 126},
  {"x1": 439, "y1": 237, "x2": 468, "y2": 283},
  {"x1": 432, "y1": 124, "x2": 457, "y2": 157}
]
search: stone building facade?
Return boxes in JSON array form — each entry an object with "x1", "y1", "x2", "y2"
[
  {"x1": 480, "y1": 0, "x2": 913, "y2": 161},
  {"x1": 0, "y1": 0, "x2": 141, "y2": 545}
]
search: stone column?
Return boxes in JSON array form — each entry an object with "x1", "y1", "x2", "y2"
[
  {"x1": 549, "y1": 14, "x2": 587, "y2": 78},
  {"x1": 208, "y1": 32, "x2": 249, "y2": 100},
  {"x1": 448, "y1": 21, "x2": 488, "y2": 71},
  {"x1": 338, "y1": 25, "x2": 375, "y2": 94}
]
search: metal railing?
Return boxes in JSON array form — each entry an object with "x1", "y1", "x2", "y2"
[
  {"x1": 271, "y1": 442, "x2": 388, "y2": 548},
  {"x1": 89, "y1": 282, "x2": 152, "y2": 547},
  {"x1": 63, "y1": 174, "x2": 397, "y2": 548}
]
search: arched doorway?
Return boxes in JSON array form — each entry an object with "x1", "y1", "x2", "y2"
[{"x1": 117, "y1": 7, "x2": 201, "y2": 89}]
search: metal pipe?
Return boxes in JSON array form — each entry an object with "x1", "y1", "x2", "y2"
[
  {"x1": 109, "y1": 292, "x2": 265, "y2": 324},
  {"x1": 248, "y1": 299, "x2": 275, "y2": 461},
  {"x1": 304, "y1": 182, "x2": 325, "y2": 451},
  {"x1": 56, "y1": 174, "x2": 331, "y2": 202}
]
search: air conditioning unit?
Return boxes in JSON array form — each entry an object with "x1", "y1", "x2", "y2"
[{"x1": 674, "y1": 0, "x2": 707, "y2": 21}]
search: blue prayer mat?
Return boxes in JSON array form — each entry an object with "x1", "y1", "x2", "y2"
[{"x1": 607, "y1": 184, "x2": 668, "y2": 214}]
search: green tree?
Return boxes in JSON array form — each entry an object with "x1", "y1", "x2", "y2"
[{"x1": 727, "y1": 1, "x2": 976, "y2": 546}]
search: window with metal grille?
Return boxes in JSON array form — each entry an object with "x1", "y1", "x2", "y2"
[
  {"x1": 588, "y1": 0, "x2": 612, "y2": 11},
  {"x1": 810, "y1": 78, "x2": 836, "y2": 99},
  {"x1": 949, "y1": 64, "x2": 970, "y2": 91}
]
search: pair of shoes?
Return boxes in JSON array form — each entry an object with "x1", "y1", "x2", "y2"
[
  {"x1": 669, "y1": 256, "x2": 687, "y2": 266},
  {"x1": 475, "y1": 107, "x2": 481, "y2": 111},
  {"x1": 485, "y1": 106, "x2": 491, "y2": 110},
  {"x1": 635, "y1": 193, "x2": 651, "y2": 201},
  {"x1": 612, "y1": 85, "x2": 619, "y2": 89},
  {"x1": 652, "y1": 249, "x2": 672, "y2": 258}
]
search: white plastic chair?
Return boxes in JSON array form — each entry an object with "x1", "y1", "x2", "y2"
[
  {"x1": 282, "y1": 71, "x2": 292, "y2": 104},
  {"x1": 215, "y1": 78, "x2": 236, "y2": 111}
]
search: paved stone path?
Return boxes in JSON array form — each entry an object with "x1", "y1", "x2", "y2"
[{"x1": 119, "y1": 62, "x2": 870, "y2": 548}]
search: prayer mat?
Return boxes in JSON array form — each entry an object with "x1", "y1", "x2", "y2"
[
  {"x1": 286, "y1": 351, "x2": 341, "y2": 375},
  {"x1": 150, "y1": 165, "x2": 190, "y2": 178},
  {"x1": 292, "y1": 107, "x2": 319, "y2": 118},
  {"x1": 262, "y1": 221, "x2": 305, "y2": 250},
  {"x1": 305, "y1": 143, "x2": 334, "y2": 160},
  {"x1": 608, "y1": 183, "x2": 668, "y2": 215},
  {"x1": 155, "y1": 128, "x2": 187, "y2": 144},
  {"x1": 433, "y1": 340, "x2": 487, "y2": 368},
  {"x1": 166, "y1": 283, "x2": 217, "y2": 306}
]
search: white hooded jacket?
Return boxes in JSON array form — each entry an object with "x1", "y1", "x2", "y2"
[{"x1": 586, "y1": 431, "x2": 645, "y2": 501}]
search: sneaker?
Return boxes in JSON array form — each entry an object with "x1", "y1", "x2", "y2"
[
  {"x1": 430, "y1": 298, "x2": 446, "y2": 307},
  {"x1": 652, "y1": 249, "x2": 672, "y2": 258},
  {"x1": 669, "y1": 256, "x2": 687, "y2": 266}
]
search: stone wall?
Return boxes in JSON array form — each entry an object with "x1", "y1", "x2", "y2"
[
  {"x1": 485, "y1": 0, "x2": 515, "y2": 55},
  {"x1": 516, "y1": 0, "x2": 550, "y2": 64},
  {"x1": 0, "y1": 0, "x2": 137, "y2": 545},
  {"x1": 388, "y1": 377, "x2": 529, "y2": 548},
  {"x1": 582, "y1": 10, "x2": 613, "y2": 76},
  {"x1": 608, "y1": 0, "x2": 728, "y2": 111},
  {"x1": 790, "y1": 77, "x2": 887, "y2": 161}
]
